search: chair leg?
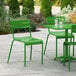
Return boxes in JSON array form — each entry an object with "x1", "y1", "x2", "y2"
[
  {"x1": 7, "y1": 40, "x2": 14, "y2": 63},
  {"x1": 68, "y1": 45, "x2": 71, "y2": 71},
  {"x1": 63, "y1": 44, "x2": 65, "y2": 66},
  {"x1": 44, "y1": 34, "x2": 49, "y2": 54},
  {"x1": 41, "y1": 43, "x2": 43, "y2": 64},
  {"x1": 56, "y1": 38, "x2": 57, "y2": 57},
  {"x1": 73, "y1": 37, "x2": 75, "y2": 56},
  {"x1": 30, "y1": 45, "x2": 32, "y2": 60},
  {"x1": 24, "y1": 44, "x2": 26, "y2": 66}
]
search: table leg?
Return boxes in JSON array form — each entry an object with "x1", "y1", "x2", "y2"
[
  {"x1": 60, "y1": 29, "x2": 76, "y2": 62},
  {"x1": 54, "y1": 29, "x2": 76, "y2": 62},
  {"x1": 54, "y1": 29, "x2": 68, "y2": 60},
  {"x1": 65, "y1": 29, "x2": 68, "y2": 56}
]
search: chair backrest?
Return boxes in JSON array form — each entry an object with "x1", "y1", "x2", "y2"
[
  {"x1": 72, "y1": 25, "x2": 76, "y2": 33},
  {"x1": 47, "y1": 16, "x2": 65, "y2": 32},
  {"x1": 47, "y1": 17, "x2": 55, "y2": 24},
  {"x1": 47, "y1": 16, "x2": 65, "y2": 25},
  {"x1": 10, "y1": 19, "x2": 32, "y2": 39},
  {"x1": 70, "y1": 25, "x2": 76, "y2": 42},
  {"x1": 55, "y1": 16, "x2": 65, "y2": 24}
]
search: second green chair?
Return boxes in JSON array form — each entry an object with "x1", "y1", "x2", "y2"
[{"x1": 44, "y1": 16, "x2": 74, "y2": 59}]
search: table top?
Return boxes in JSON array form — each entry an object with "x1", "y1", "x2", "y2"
[{"x1": 42, "y1": 24, "x2": 76, "y2": 30}]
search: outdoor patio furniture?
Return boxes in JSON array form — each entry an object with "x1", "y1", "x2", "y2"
[
  {"x1": 63, "y1": 25, "x2": 76, "y2": 71},
  {"x1": 43, "y1": 23, "x2": 76, "y2": 71},
  {"x1": 7, "y1": 20, "x2": 43, "y2": 66},
  {"x1": 44, "y1": 16, "x2": 74, "y2": 58}
]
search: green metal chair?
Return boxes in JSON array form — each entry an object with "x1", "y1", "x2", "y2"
[
  {"x1": 63, "y1": 25, "x2": 76, "y2": 71},
  {"x1": 7, "y1": 20, "x2": 43, "y2": 66},
  {"x1": 44, "y1": 16, "x2": 74, "y2": 58}
]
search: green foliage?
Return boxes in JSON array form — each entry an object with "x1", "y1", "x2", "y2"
[
  {"x1": 0, "y1": 0, "x2": 3, "y2": 5},
  {"x1": 51, "y1": 0, "x2": 57, "y2": 6},
  {"x1": 0, "y1": 23, "x2": 11, "y2": 34},
  {"x1": 0, "y1": 2, "x2": 5, "y2": 25},
  {"x1": 34, "y1": 0, "x2": 41, "y2": 6},
  {"x1": 23, "y1": 0, "x2": 34, "y2": 15},
  {"x1": 17, "y1": 0, "x2": 24, "y2": 5},
  {"x1": 61, "y1": 0, "x2": 74, "y2": 10},
  {"x1": 3, "y1": 0, "x2": 11, "y2": 5},
  {"x1": 0, "y1": 3, "x2": 11, "y2": 34},
  {"x1": 28, "y1": 13, "x2": 44, "y2": 25},
  {"x1": 54, "y1": 0, "x2": 61, "y2": 6},
  {"x1": 40, "y1": 0, "x2": 52, "y2": 18},
  {"x1": 30, "y1": 21, "x2": 37, "y2": 31},
  {"x1": 9, "y1": 0, "x2": 20, "y2": 17}
]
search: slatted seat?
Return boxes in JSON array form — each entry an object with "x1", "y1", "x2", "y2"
[
  {"x1": 49, "y1": 31, "x2": 74, "y2": 38},
  {"x1": 14, "y1": 37, "x2": 43, "y2": 45}
]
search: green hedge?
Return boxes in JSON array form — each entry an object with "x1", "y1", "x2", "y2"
[
  {"x1": 9, "y1": 0, "x2": 20, "y2": 17},
  {"x1": 40, "y1": 0, "x2": 52, "y2": 18},
  {"x1": 61, "y1": 0, "x2": 74, "y2": 10},
  {"x1": 0, "y1": 4, "x2": 11, "y2": 34},
  {"x1": 23, "y1": 0, "x2": 34, "y2": 15}
]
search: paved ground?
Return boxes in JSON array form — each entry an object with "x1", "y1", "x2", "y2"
[{"x1": 0, "y1": 28, "x2": 76, "y2": 76}]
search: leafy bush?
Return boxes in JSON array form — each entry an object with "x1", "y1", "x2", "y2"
[
  {"x1": 51, "y1": 0, "x2": 57, "y2": 6},
  {"x1": 17, "y1": 0, "x2": 24, "y2": 5},
  {"x1": 3, "y1": 0, "x2": 11, "y2": 5},
  {"x1": 54, "y1": 0, "x2": 61, "y2": 6},
  {"x1": 34, "y1": 0, "x2": 41, "y2": 6},
  {"x1": 28, "y1": 13, "x2": 44, "y2": 26},
  {"x1": 23, "y1": 0, "x2": 34, "y2": 15},
  {"x1": 0, "y1": 2, "x2": 11, "y2": 34},
  {"x1": 0, "y1": 23, "x2": 11, "y2": 34},
  {"x1": 9, "y1": 0, "x2": 20, "y2": 17},
  {"x1": 30, "y1": 21, "x2": 36, "y2": 31},
  {"x1": 61, "y1": 5, "x2": 72, "y2": 14},
  {"x1": 61, "y1": 0, "x2": 74, "y2": 10},
  {"x1": 40, "y1": 0, "x2": 52, "y2": 18},
  {"x1": 56, "y1": 5, "x2": 73, "y2": 23}
]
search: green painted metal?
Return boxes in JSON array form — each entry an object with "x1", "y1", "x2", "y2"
[
  {"x1": 30, "y1": 45, "x2": 32, "y2": 60},
  {"x1": 63, "y1": 44, "x2": 65, "y2": 66},
  {"x1": 44, "y1": 16, "x2": 74, "y2": 58},
  {"x1": 65, "y1": 29, "x2": 68, "y2": 56},
  {"x1": 24, "y1": 44, "x2": 26, "y2": 66},
  {"x1": 73, "y1": 37, "x2": 75, "y2": 56},
  {"x1": 7, "y1": 20, "x2": 43, "y2": 65},
  {"x1": 43, "y1": 24, "x2": 73, "y2": 29},
  {"x1": 68, "y1": 45, "x2": 71, "y2": 71},
  {"x1": 47, "y1": 17, "x2": 55, "y2": 24},
  {"x1": 56, "y1": 38, "x2": 57, "y2": 57},
  {"x1": 43, "y1": 20, "x2": 76, "y2": 71},
  {"x1": 41, "y1": 43, "x2": 43, "y2": 64},
  {"x1": 10, "y1": 20, "x2": 30, "y2": 29},
  {"x1": 44, "y1": 34, "x2": 49, "y2": 54},
  {"x1": 14, "y1": 37, "x2": 43, "y2": 45},
  {"x1": 7, "y1": 40, "x2": 14, "y2": 63},
  {"x1": 63, "y1": 25, "x2": 76, "y2": 71},
  {"x1": 55, "y1": 16, "x2": 65, "y2": 23}
]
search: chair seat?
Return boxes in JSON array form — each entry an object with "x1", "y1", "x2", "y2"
[
  {"x1": 49, "y1": 31, "x2": 74, "y2": 38},
  {"x1": 14, "y1": 36, "x2": 43, "y2": 45},
  {"x1": 64, "y1": 42, "x2": 76, "y2": 45}
]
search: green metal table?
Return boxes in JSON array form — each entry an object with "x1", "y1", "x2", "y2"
[{"x1": 43, "y1": 24, "x2": 76, "y2": 62}]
